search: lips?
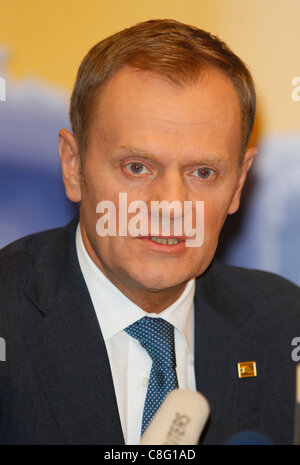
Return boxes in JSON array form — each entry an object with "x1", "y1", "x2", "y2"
[
  {"x1": 136, "y1": 235, "x2": 186, "y2": 253},
  {"x1": 138, "y1": 235, "x2": 185, "y2": 243},
  {"x1": 149, "y1": 237, "x2": 180, "y2": 245}
]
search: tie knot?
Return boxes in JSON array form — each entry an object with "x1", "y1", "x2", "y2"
[{"x1": 125, "y1": 317, "x2": 176, "y2": 367}]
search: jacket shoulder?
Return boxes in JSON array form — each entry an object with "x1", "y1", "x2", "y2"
[
  {"x1": 0, "y1": 225, "x2": 63, "y2": 259},
  {"x1": 0, "y1": 217, "x2": 78, "y2": 294},
  {"x1": 198, "y1": 259, "x2": 300, "y2": 327},
  {"x1": 211, "y1": 259, "x2": 300, "y2": 296}
]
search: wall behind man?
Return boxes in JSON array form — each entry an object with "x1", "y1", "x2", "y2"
[{"x1": 0, "y1": 0, "x2": 299, "y2": 283}]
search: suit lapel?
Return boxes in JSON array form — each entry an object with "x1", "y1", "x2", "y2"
[
  {"x1": 23, "y1": 217, "x2": 124, "y2": 445},
  {"x1": 193, "y1": 261, "x2": 264, "y2": 444}
]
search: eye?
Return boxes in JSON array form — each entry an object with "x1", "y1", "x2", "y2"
[
  {"x1": 125, "y1": 162, "x2": 150, "y2": 175},
  {"x1": 192, "y1": 168, "x2": 216, "y2": 180}
]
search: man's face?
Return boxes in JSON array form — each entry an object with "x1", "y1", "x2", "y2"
[{"x1": 59, "y1": 65, "x2": 256, "y2": 305}]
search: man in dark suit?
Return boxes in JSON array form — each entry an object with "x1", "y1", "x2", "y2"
[{"x1": 1, "y1": 19, "x2": 300, "y2": 445}]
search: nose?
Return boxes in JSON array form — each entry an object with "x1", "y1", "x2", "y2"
[
  {"x1": 152, "y1": 168, "x2": 186, "y2": 208},
  {"x1": 149, "y1": 170, "x2": 187, "y2": 236}
]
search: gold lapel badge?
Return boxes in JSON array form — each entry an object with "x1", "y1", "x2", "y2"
[{"x1": 237, "y1": 361, "x2": 257, "y2": 378}]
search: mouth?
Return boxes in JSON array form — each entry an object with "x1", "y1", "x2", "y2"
[
  {"x1": 136, "y1": 235, "x2": 186, "y2": 253},
  {"x1": 148, "y1": 236, "x2": 181, "y2": 245}
]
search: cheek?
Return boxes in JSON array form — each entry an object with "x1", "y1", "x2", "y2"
[
  {"x1": 203, "y1": 197, "x2": 232, "y2": 237},
  {"x1": 201, "y1": 174, "x2": 240, "y2": 227},
  {"x1": 82, "y1": 167, "x2": 121, "y2": 211}
]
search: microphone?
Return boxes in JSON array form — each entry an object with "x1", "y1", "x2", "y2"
[
  {"x1": 139, "y1": 389, "x2": 210, "y2": 445},
  {"x1": 293, "y1": 363, "x2": 300, "y2": 445},
  {"x1": 224, "y1": 431, "x2": 273, "y2": 445}
]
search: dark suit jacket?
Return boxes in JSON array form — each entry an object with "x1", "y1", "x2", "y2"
[{"x1": 1, "y1": 215, "x2": 300, "y2": 445}]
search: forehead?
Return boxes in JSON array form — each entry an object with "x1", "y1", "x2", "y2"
[{"x1": 90, "y1": 65, "x2": 242, "y2": 158}]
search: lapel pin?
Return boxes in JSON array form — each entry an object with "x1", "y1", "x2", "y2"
[{"x1": 237, "y1": 361, "x2": 257, "y2": 378}]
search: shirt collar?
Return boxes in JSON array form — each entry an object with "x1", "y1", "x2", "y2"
[{"x1": 75, "y1": 223, "x2": 195, "y2": 355}]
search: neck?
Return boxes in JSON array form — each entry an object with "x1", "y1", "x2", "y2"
[
  {"x1": 80, "y1": 228, "x2": 188, "y2": 314},
  {"x1": 92, "y1": 251, "x2": 188, "y2": 313},
  {"x1": 102, "y1": 273, "x2": 188, "y2": 313}
]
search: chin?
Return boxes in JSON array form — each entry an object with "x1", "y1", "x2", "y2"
[{"x1": 132, "y1": 269, "x2": 192, "y2": 292}]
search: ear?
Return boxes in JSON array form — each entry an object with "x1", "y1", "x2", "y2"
[
  {"x1": 228, "y1": 146, "x2": 258, "y2": 215},
  {"x1": 58, "y1": 128, "x2": 82, "y2": 203}
]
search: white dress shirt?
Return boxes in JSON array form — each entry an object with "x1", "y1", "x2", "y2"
[{"x1": 75, "y1": 224, "x2": 196, "y2": 445}]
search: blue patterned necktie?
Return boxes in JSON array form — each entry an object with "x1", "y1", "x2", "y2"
[{"x1": 125, "y1": 316, "x2": 179, "y2": 435}]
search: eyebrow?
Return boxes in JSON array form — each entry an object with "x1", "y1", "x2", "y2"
[
  {"x1": 115, "y1": 146, "x2": 155, "y2": 158},
  {"x1": 113, "y1": 145, "x2": 232, "y2": 165}
]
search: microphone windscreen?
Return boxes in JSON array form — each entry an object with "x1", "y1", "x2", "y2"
[
  {"x1": 140, "y1": 389, "x2": 210, "y2": 445},
  {"x1": 224, "y1": 431, "x2": 273, "y2": 445}
]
